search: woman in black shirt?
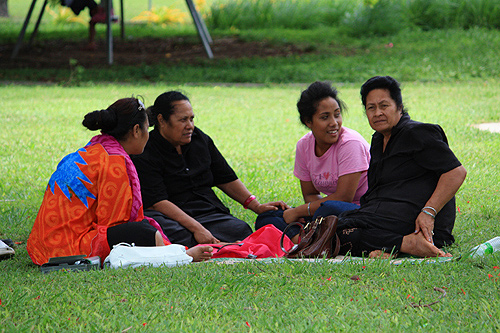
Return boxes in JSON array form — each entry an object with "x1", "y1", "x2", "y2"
[
  {"x1": 132, "y1": 91, "x2": 288, "y2": 247},
  {"x1": 336, "y1": 76, "x2": 467, "y2": 258}
]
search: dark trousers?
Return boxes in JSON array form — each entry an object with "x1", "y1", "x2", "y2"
[
  {"x1": 255, "y1": 209, "x2": 304, "y2": 239},
  {"x1": 107, "y1": 219, "x2": 157, "y2": 248},
  {"x1": 336, "y1": 212, "x2": 409, "y2": 256},
  {"x1": 337, "y1": 210, "x2": 453, "y2": 256},
  {"x1": 145, "y1": 210, "x2": 253, "y2": 248},
  {"x1": 336, "y1": 211, "x2": 415, "y2": 256}
]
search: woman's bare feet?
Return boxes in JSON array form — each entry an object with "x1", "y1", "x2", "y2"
[
  {"x1": 186, "y1": 246, "x2": 213, "y2": 262},
  {"x1": 400, "y1": 232, "x2": 452, "y2": 257}
]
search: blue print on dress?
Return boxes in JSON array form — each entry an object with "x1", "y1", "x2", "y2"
[{"x1": 48, "y1": 147, "x2": 96, "y2": 208}]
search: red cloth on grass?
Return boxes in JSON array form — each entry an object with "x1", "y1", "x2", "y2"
[{"x1": 198, "y1": 224, "x2": 293, "y2": 259}]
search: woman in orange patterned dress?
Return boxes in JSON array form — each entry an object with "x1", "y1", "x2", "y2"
[{"x1": 27, "y1": 98, "x2": 212, "y2": 265}]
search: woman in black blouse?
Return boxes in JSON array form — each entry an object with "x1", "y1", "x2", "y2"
[
  {"x1": 132, "y1": 91, "x2": 288, "y2": 247},
  {"x1": 335, "y1": 76, "x2": 467, "y2": 258}
]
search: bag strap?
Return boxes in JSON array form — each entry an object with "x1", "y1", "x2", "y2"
[
  {"x1": 211, "y1": 243, "x2": 244, "y2": 253},
  {"x1": 292, "y1": 218, "x2": 323, "y2": 254},
  {"x1": 280, "y1": 218, "x2": 321, "y2": 256},
  {"x1": 280, "y1": 222, "x2": 304, "y2": 255}
]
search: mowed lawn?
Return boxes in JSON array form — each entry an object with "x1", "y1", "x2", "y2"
[
  {"x1": 1, "y1": 80, "x2": 500, "y2": 331},
  {"x1": 2, "y1": 0, "x2": 500, "y2": 330}
]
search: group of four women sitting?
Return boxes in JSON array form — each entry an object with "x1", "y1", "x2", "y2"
[{"x1": 27, "y1": 75, "x2": 467, "y2": 265}]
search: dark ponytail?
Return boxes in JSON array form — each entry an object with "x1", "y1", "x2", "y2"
[
  {"x1": 82, "y1": 97, "x2": 149, "y2": 140},
  {"x1": 82, "y1": 109, "x2": 117, "y2": 131}
]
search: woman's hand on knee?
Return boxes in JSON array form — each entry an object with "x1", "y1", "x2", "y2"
[
  {"x1": 193, "y1": 228, "x2": 220, "y2": 244},
  {"x1": 253, "y1": 201, "x2": 290, "y2": 214},
  {"x1": 283, "y1": 208, "x2": 301, "y2": 224}
]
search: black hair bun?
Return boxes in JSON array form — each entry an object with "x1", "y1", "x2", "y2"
[{"x1": 82, "y1": 109, "x2": 118, "y2": 131}]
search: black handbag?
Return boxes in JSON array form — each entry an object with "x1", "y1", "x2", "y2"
[{"x1": 280, "y1": 215, "x2": 340, "y2": 258}]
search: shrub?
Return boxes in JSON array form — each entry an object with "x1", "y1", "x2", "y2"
[
  {"x1": 130, "y1": 6, "x2": 188, "y2": 27},
  {"x1": 341, "y1": 0, "x2": 408, "y2": 37},
  {"x1": 454, "y1": 0, "x2": 500, "y2": 29},
  {"x1": 46, "y1": 5, "x2": 87, "y2": 26},
  {"x1": 206, "y1": 0, "x2": 500, "y2": 35},
  {"x1": 404, "y1": 0, "x2": 456, "y2": 30},
  {"x1": 206, "y1": 0, "x2": 353, "y2": 30}
]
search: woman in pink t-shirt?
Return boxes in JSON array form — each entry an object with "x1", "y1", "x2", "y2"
[{"x1": 256, "y1": 81, "x2": 370, "y2": 242}]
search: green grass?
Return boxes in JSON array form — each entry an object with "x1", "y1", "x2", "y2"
[
  {"x1": 1, "y1": 0, "x2": 500, "y2": 331},
  {"x1": 1, "y1": 81, "x2": 500, "y2": 330},
  {"x1": 2, "y1": 257, "x2": 500, "y2": 331}
]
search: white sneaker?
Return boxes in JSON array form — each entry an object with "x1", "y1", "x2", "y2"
[{"x1": 0, "y1": 240, "x2": 15, "y2": 260}]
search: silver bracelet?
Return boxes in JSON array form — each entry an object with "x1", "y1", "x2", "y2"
[
  {"x1": 307, "y1": 202, "x2": 311, "y2": 216},
  {"x1": 421, "y1": 208, "x2": 435, "y2": 219},
  {"x1": 422, "y1": 206, "x2": 437, "y2": 215}
]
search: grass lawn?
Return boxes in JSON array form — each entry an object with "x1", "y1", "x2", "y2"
[
  {"x1": 1, "y1": 0, "x2": 500, "y2": 331},
  {"x1": 1, "y1": 80, "x2": 500, "y2": 331}
]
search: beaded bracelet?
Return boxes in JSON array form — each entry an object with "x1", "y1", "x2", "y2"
[{"x1": 243, "y1": 195, "x2": 256, "y2": 209}]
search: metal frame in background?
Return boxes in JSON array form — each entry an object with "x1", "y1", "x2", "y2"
[{"x1": 10, "y1": 0, "x2": 213, "y2": 64}]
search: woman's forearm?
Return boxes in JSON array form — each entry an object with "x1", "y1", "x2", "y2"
[
  {"x1": 217, "y1": 179, "x2": 287, "y2": 214},
  {"x1": 216, "y1": 179, "x2": 251, "y2": 204},
  {"x1": 151, "y1": 200, "x2": 204, "y2": 233},
  {"x1": 424, "y1": 165, "x2": 467, "y2": 213}
]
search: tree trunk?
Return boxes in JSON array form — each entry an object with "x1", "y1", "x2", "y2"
[{"x1": 0, "y1": 0, "x2": 8, "y2": 17}]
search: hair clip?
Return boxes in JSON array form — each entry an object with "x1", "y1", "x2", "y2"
[{"x1": 137, "y1": 99, "x2": 145, "y2": 111}]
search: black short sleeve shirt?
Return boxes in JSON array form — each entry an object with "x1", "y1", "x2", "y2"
[
  {"x1": 132, "y1": 127, "x2": 238, "y2": 217},
  {"x1": 359, "y1": 113, "x2": 462, "y2": 239}
]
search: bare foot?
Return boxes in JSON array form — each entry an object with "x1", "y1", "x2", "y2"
[
  {"x1": 368, "y1": 250, "x2": 396, "y2": 259},
  {"x1": 401, "y1": 232, "x2": 452, "y2": 257},
  {"x1": 186, "y1": 246, "x2": 213, "y2": 262}
]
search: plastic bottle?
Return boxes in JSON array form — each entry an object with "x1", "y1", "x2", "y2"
[{"x1": 467, "y1": 237, "x2": 500, "y2": 258}]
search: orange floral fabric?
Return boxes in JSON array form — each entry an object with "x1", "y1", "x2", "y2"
[{"x1": 27, "y1": 143, "x2": 146, "y2": 265}]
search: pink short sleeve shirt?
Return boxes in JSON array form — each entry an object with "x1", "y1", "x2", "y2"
[{"x1": 293, "y1": 127, "x2": 370, "y2": 205}]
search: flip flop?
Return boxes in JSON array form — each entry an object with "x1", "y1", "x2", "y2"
[{"x1": 0, "y1": 240, "x2": 15, "y2": 260}]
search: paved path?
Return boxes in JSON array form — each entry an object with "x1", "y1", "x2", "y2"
[{"x1": 473, "y1": 123, "x2": 500, "y2": 133}]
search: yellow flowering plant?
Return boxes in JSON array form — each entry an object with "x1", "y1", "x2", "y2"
[
  {"x1": 46, "y1": 5, "x2": 87, "y2": 25},
  {"x1": 131, "y1": 6, "x2": 188, "y2": 27}
]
